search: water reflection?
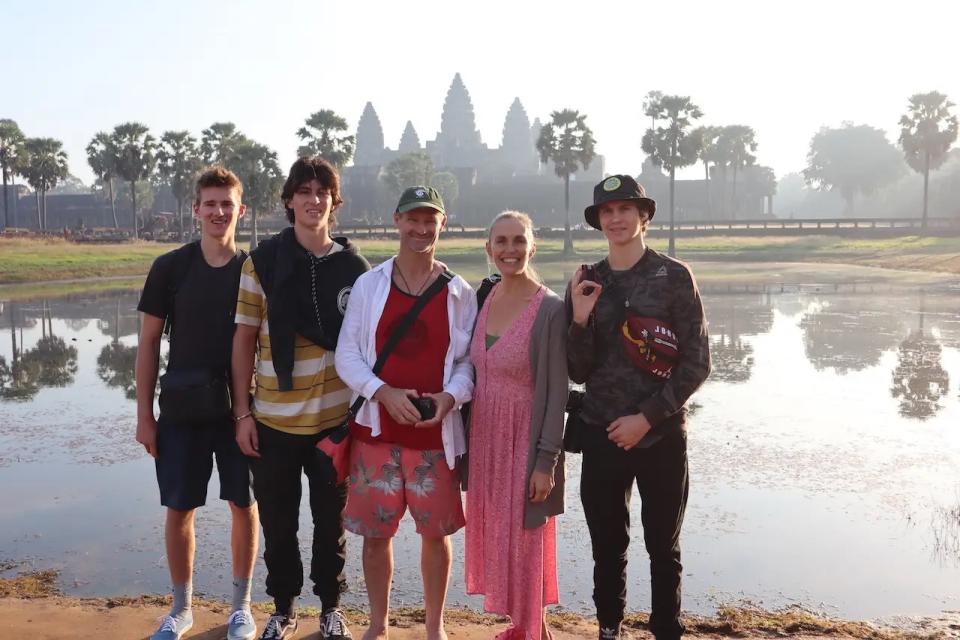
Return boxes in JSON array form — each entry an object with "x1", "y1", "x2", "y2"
[
  {"x1": 799, "y1": 299, "x2": 902, "y2": 374},
  {"x1": 0, "y1": 301, "x2": 78, "y2": 401},
  {"x1": 705, "y1": 294, "x2": 773, "y2": 384},
  {"x1": 710, "y1": 335, "x2": 754, "y2": 383},
  {"x1": 95, "y1": 298, "x2": 144, "y2": 400},
  {"x1": 97, "y1": 342, "x2": 139, "y2": 400},
  {"x1": 1, "y1": 277, "x2": 960, "y2": 617},
  {"x1": 890, "y1": 315, "x2": 951, "y2": 421},
  {"x1": 30, "y1": 335, "x2": 78, "y2": 387}
]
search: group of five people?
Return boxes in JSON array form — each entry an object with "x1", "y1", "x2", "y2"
[{"x1": 135, "y1": 157, "x2": 710, "y2": 640}]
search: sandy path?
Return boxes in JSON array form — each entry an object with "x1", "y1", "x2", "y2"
[{"x1": 0, "y1": 596, "x2": 923, "y2": 640}]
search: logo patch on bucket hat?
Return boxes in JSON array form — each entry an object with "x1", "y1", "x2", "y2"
[{"x1": 602, "y1": 176, "x2": 622, "y2": 192}]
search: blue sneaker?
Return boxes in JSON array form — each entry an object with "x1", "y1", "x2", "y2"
[
  {"x1": 150, "y1": 611, "x2": 194, "y2": 640},
  {"x1": 227, "y1": 608, "x2": 257, "y2": 640}
]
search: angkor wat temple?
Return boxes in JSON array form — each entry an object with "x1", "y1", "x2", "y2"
[
  {"x1": 341, "y1": 73, "x2": 773, "y2": 227},
  {"x1": 341, "y1": 73, "x2": 606, "y2": 227}
]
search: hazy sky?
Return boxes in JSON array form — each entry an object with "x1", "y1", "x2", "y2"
[{"x1": 5, "y1": 0, "x2": 960, "y2": 186}]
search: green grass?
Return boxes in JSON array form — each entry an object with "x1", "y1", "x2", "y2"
[
  {"x1": 3, "y1": 234, "x2": 960, "y2": 287},
  {"x1": 0, "y1": 238, "x2": 169, "y2": 283}
]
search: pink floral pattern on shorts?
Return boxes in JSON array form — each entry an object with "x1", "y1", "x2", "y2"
[{"x1": 344, "y1": 438, "x2": 465, "y2": 538}]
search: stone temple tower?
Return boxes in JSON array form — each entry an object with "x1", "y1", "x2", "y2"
[
  {"x1": 431, "y1": 73, "x2": 484, "y2": 168},
  {"x1": 501, "y1": 97, "x2": 539, "y2": 176},
  {"x1": 530, "y1": 117, "x2": 545, "y2": 175},
  {"x1": 398, "y1": 121, "x2": 422, "y2": 154},
  {"x1": 354, "y1": 102, "x2": 385, "y2": 167}
]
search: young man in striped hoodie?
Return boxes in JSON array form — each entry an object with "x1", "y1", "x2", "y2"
[{"x1": 232, "y1": 157, "x2": 369, "y2": 640}]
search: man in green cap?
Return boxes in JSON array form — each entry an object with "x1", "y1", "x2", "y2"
[
  {"x1": 336, "y1": 186, "x2": 476, "y2": 640},
  {"x1": 566, "y1": 174, "x2": 711, "y2": 640}
]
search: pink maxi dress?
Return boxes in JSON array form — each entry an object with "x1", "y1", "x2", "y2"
[{"x1": 465, "y1": 285, "x2": 559, "y2": 640}]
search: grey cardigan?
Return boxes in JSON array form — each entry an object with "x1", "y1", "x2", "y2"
[{"x1": 469, "y1": 288, "x2": 568, "y2": 529}]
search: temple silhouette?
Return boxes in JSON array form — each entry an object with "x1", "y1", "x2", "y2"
[
  {"x1": 341, "y1": 73, "x2": 606, "y2": 226},
  {"x1": 5, "y1": 73, "x2": 774, "y2": 232},
  {"x1": 341, "y1": 73, "x2": 773, "y2": 227}
]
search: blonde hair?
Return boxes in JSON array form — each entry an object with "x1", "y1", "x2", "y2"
[{"x1": 488, "y1": 210, "x2": 541, "y2": 283}]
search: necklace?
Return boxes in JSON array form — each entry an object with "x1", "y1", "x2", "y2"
[
  {"x1": 307, "y1": 243, "x2": 335, "y2": 329},
  {"x1": 393, "y1": 261, "x2": 433, "y2": 296},
  {"x1": 607, "y1": 248, "x2": 648, "y2": 309},
  {"x1": 605, "y1": 260, "x2": 644, "y2": 310}
]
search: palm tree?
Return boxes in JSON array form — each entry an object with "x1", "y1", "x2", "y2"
[
  {"x1": 536, "y1": 109, "x2": 596, "y2": 256},
  {"x1": 200, "y1": 122, "x2": 245, "y2": 166},
  {"x1": 22, "y1": 138, "x2": 69, "y2": 230},
  {"x1": 112, "y1": 122, "x2": 157, "y2": 239},
  {"x1": 642, "y1": 95, "x2": 703, "y2": 257},
  {"x1": 688, "y1": 125, "x2": 721, "y2": 219},
  {"x1": 0, "y1": 119, "x2": 25, "y2": 229},
  {"x1": 157, "y1": 131, "x2": 202, "y2": 240},
  {"x1": 718, "y1": 125, "x2": 757, "y2": 219},
  {"x1": 642, "y1": 90, "x2": 664, "y2": 130},
  {"x1": 296, "y1": 110, "x2": 355, "y2": 168},
  {"x1": 232, "y1": 139, "x2": 283, "y2": 250},
  {"x1": 898, "y1": 91, "x2": 959, "y2": 228},
  {"x1": 86, "y1": 132, "x2": 120, "y2": 228}
]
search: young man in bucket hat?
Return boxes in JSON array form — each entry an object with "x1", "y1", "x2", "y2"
[
  {"x1": 335, "y1": 186, "x2": 476, "y2": 640},
  {"x1": 565, "y1": 174, "x2": 711, "y2": 640}
]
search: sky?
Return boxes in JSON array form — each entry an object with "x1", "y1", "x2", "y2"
[{"x1": 4, "y1": 0, "x2": 960, "y2": 186}]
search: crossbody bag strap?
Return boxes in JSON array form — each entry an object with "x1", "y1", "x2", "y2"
[{"x1": 347, "y1": 269, "x2": 454, "y2": 416}]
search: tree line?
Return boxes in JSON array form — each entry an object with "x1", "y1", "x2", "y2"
[
  {"x1": 1, "y1": 89, "x2": 956, "y2": 251},
  {"x1": 803, "y1": 92, "x2": 958, "y2": 227},
  {"x1": 531, "y1": 92, "x2": 773, "y2": 256},
  {"x1": 0, "y1": 112, "x2": 358, "y2": 244}
]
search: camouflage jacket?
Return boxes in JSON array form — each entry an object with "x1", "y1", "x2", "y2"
[{"x1": 565, "y1": 248, "x2": 711, "y2": 448}]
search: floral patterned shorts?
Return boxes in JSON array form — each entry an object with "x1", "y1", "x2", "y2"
[{"x1": 344, "y1": 438, "x2": 465, "y2": 539}]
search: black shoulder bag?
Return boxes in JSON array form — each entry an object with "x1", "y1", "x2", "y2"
[{"x1": 316, "y1": 269, "x2": 454, "y2": 485}]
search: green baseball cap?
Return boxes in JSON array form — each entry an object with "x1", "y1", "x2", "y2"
[{"x1": 396, "y1": 186, "x2": 445, "y2": 215}]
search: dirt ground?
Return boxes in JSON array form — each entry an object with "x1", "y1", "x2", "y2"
[{"x1": 1, "y1": 594, "x2": 955, "y2": 640}]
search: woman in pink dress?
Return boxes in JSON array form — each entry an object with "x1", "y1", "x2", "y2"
[{"x1": 465, "y1": 211, "x2": 569, "y2": 640}]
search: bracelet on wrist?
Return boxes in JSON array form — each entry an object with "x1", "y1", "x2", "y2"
[{"x1": 233, "y1": 411, "x2": 253, "y2": 422}]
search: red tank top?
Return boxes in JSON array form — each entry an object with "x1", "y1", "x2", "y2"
[{"x1": 351, "y1": 282, "x2": 450, "y2": 450}]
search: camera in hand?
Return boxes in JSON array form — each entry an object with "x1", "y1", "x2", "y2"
[
  {"x1": 580, "y1": 263, "x2": 597, "y2": 295},
  {"x1": 413, "y1": 396, "x2": 436, "y2": 421}
]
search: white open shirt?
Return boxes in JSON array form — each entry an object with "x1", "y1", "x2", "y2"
[{"x1": 334, "y1": 257, "x2": 477, "y2": 469}]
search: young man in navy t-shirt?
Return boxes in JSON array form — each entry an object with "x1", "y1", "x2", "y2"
[{"x1": 136, "y1": 166, "x2": 258, "y2": 640}]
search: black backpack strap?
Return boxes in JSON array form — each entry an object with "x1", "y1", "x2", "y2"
[
  {"x1": 347, "y1": 269, "x2": 454, "y2": 416},
  {"x1": 473, "y1": 274, "x2": 501, "y2": 328},
  {"x1": 164, "y1": 241, "x2": 199, "y2": 336}
]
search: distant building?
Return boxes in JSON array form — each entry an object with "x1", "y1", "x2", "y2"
[
  {"x1": 1, "y1": 183, "x2": 29, "y2": 228},
  {"x1": 341, "y1": 73, "x2": 606, "y2": 227},
  {"x1": 14, "y1": 193, "x2": 116, "y2": 230}
]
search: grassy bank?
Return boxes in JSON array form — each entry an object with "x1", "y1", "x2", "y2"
[
  {"x1": 0, "y1": 570, "x2": 944, "y2": 639},
  {"x1": 2, "y1": 235, "x2": 960, "y2": 286}
]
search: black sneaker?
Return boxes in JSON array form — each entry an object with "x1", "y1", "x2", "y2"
[
  {"x1": 599, "y1": 623, "x2": 622, "y2": 640},
  {"x1": 320, "y1": 607, "x2": 352, "y2": 640},
  {"x1": 260, "y1": 614, "x2": 298, "y2": 640}
]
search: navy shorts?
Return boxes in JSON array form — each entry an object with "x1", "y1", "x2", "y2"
[{"x1": 155, "y1": 415, "x2": 254, "y2": 511}]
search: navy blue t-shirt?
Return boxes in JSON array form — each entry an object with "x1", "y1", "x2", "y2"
[{"x1": 137, "y1": 245, "x2": 244, "y2": 373}]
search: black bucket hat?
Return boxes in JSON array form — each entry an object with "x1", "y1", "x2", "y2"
[{"x1": 584, "y1": 174, "x2": 656, "y2": 230}]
